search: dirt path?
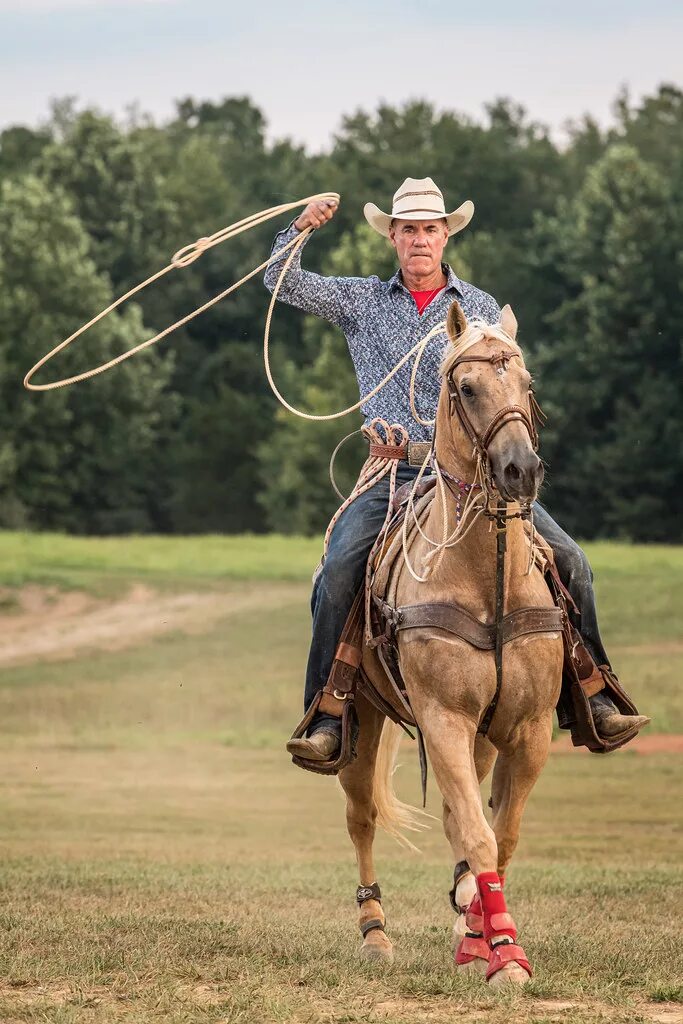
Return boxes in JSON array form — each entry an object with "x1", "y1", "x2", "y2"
[
  {"x1": 371, "y1": 996, "x2": 683, "y2": 1023},
  {"x1": 0, "y1": 582, "x2": 305, "y2": 668},
  {"x1": 552, "y1": 732, "x2": 683, "y2": 755},
  {"x1": 0, "y1": 984, "x2": 681, "y2": 1023},
  {"x1": 1, "y1": 582, "x2": 681, "y2": 756}
]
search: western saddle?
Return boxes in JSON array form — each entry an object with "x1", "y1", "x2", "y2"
[{"x1": 289, "y1": 476, "x2": 642, "y2": 779}]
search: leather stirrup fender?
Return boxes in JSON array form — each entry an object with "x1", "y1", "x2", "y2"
[{"x1": 289, "y1": 590, "x2": 365, "y2": 776}]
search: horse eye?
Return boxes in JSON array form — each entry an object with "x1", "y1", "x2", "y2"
[{"x1": 460, "y1": 383, "x2": 474, "y2": 398}]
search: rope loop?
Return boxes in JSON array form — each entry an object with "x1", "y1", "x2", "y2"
[{"x1": 171, "y1": 237, "x2": 212, "y2": 268}]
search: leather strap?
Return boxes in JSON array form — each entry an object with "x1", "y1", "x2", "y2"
[
  {"x1": 356, "y1": 882, "x2": 382, "y2": 905},
  {"x1": 360, "y1": 918, "x2": 385, "y2": 937},
  {"x1": 357, "y1": 668, "x2": 416, "y2": 734},
  {"x1": 368, "y1": 440, "x2": 433, "y2": 466},
  {"x1": 579, "y1": 665, "x2": 606, "y2": 698},
  {"x1": 369, "y1": 442, "x2": 406, "y2": 460},
  {"x1": 394, "y1": 603, "x2": 563, "y2": 649},
  {"x1": 318, "y1": 589, "x2": 365, "y2": 717},
  {"x1": 336, "y1": 642, "x2": 362, "y2": 669},
  {"x1": 479, "y1": 503, "x2": 507, "y2": 735},
  {"x1": 545, "y1": 570, "x2": 641, "y2": 753}
]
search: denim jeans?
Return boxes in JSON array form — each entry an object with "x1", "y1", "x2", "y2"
[{"x1": 304, "y1": 472, "x2": 608, "y2": 737}]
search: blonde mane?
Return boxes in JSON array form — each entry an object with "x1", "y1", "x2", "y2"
[{"x1": 440, "y1": 318, "x2": 523, "y2": 379}]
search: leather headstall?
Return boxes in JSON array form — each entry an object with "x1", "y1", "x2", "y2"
[{"x1": 445, "y1": 348, "x2": 545, "y2": 466}]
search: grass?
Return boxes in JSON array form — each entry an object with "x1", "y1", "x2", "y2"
[
  {"x1": 0, "y1": 531, "x2": 322, "y2": 593},
  {"x1": 0, "y1": 533, "x2": 681, "y2": 1022}
]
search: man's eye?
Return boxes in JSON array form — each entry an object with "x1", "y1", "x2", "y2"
[{"x1": 461, "y1": 383, "x2": 474, "y2": 398}]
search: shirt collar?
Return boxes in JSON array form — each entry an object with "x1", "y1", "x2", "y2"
[{"x1": 389, "y1": 262, "x2": 463, "y2": 299}]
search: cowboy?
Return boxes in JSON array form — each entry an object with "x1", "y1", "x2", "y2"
[{"x1": 264, "y1": 177, "x2": 648, "y2": 764}]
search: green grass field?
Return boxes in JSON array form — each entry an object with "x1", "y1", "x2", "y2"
[{"x1": 0, "y1": 532, "x2": 681, "y2": 1023}]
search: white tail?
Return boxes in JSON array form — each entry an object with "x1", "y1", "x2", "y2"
[{"x1": 373, "y1": 720, "x2": 434, "y2": 851}]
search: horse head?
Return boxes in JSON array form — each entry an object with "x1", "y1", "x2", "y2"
[{"x1": 440, "y1": 300, "x2": 544, "y2": 505}]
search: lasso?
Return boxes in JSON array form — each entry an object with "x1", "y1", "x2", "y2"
[{"x1": 23, "y1": 193, "x2": 489, "y2": 578}]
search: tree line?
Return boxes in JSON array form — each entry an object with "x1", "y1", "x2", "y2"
[{"x1": 0, "y1": 87, "x2": 680, "y2": 541}]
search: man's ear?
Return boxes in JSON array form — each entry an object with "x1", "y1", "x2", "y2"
[
  {"x1": 500, "y1": 304, "x2": 518, "y2": 341},
  {"x1": 446, "y1": 300, "x2": 468, "y2": 344}
]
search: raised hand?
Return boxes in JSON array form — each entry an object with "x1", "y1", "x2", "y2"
[{"x1": 294, "y1": 198, "x2": 339, "y2": 231}]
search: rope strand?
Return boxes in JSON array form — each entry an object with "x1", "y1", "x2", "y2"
[{"x1": 23, "y1": 192, "x2": 494, "y2": 589}]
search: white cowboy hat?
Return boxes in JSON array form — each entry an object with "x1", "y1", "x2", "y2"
[{"x1": 363, "y1": 177, "x2": 474, "y2": 239}]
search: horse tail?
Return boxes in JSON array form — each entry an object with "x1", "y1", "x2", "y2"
[{"x1": 373, "y1": 719, "x2": 433, "y2": 851}]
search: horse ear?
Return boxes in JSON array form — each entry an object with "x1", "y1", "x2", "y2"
[
  {"x1": 446, "y1": 300, "x2": 468, "y2": 344},
  {"x1": 499, "y1": 304, "x2": 518, "y2": 341}
]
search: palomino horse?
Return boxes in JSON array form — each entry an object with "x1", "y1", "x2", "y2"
[{"x1": 339, "y1": 300, "x2": 564, "y2": 987}]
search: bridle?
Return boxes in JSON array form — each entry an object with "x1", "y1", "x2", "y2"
[
  {"x1": 441, "y1": 346, "x2": 546, "y2": 511},
  {"x1": 446, "y1": 347, "x2": 544, "y2": 461}
]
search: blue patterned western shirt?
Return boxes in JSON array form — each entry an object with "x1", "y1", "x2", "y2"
[{"x1": 264, "y1": 220, "x2": 501, "y2": 443}]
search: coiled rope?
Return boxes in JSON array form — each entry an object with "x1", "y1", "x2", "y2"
[
  {"x1": 23, "y1": 192, "x2": 480, "y2": 581},
  {"x1": 23, "y1": 192, "x2": 446, "y2": 414}
]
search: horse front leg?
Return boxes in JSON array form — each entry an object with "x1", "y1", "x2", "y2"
[
  {"x1": 444, "y1": 733, "x2": 497, "y2": 974},
  {"x1": 418, "y1": 704, "x2": 535, "y2": 988},
  {"x1": 483, "y1": 715, "x2": 554, "y2": 988},
  {"x1": 338, "y1": 694, "x2": 393, "y2": 962}
]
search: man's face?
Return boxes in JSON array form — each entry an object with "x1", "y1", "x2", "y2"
[{"x1": 389, "y1": 219, "x2": 448, "y2": 277}]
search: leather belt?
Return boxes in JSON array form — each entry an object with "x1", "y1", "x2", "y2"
[{"x1": 369, "y1": 440, "x2": 432, "y2": 467}]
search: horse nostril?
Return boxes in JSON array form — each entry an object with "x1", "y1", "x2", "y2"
[{"x1": 505, "y1": 463, "x2": 522, "y2": 483}]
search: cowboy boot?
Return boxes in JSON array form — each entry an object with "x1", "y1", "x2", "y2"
[
  {"x1": 589, "y1": 691, "x2": 650, "y2": 740},
  {"x1": 286, "y1": 730, "x2": 341, "y2": 761}
]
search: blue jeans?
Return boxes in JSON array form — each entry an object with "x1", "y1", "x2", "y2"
[{"x1": 304, "y1": 470, "x2": 608, "y2": 737}]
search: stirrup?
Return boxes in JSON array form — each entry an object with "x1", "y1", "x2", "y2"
[
  {"x1": 288, "y1": 692, "x2": 358, "y2": 776},
  {"x1": 569, "y1": 664, "x2": 648, "y2": 754}
]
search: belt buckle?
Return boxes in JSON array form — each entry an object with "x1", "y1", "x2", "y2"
[{"x1": 407, "y1": 442, "x2": 431, "y2": 467}]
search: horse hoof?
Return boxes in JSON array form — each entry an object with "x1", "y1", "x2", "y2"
[
  {"x1": 487, "y1": 962, "x2": 530, "y2": 988},
  {"x1": 359, "y1": 938, "x2": 394, "y2": 964}
]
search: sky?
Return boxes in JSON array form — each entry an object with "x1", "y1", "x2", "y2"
[{"x1": 0, "y1": 0, "x2": 681, "y2": 150}]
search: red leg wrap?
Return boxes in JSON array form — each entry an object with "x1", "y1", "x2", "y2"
[
  {"x1": 486, "y1": 941, "x2": 532, "y2": 981},
  {"x1": 476, "y1": 871, "x2": 517, "y2": 942},
  {"x1": 455, "y1": 933, "x2": 490, "y2": 965},
  {"x1": 464, "y1": 893, "x2": 483, "y2": 933}
]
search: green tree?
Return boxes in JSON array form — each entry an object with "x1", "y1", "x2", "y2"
[
  {"x1": 530, "y1": 145, "x2": 682, "y2": 540},
  {"x1": 39, "y1": 108, "x2": 177, "y2": 292},
  {"x1": 0, "y1": 124, "x2": 51, "y2": 182},
  {"x1": 0, "y1": 176, "x2": 174, "y2": 532},
  {"x1": 257, "y1": 325, "x2": 361, "y2": 535}
]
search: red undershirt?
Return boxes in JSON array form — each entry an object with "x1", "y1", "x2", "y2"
[{"x1": 409, "y1": 287, "x2": 445, "y2": 316}]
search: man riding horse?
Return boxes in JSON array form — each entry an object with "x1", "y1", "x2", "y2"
[{"x1": 264, "y1": 177, "x2": 648, "y2": 766}]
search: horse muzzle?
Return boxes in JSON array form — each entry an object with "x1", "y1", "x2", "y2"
[{"x1": 489, "y1": 443, "x2": 543, "y2": 505}]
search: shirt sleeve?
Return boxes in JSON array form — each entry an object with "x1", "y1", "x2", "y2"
[
  {"x1": 484, "y1": 293, "x2": 502, "y2": 323},
  {"x1": 263, "y1": 219, "x2": 362, "y2": 330}
]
